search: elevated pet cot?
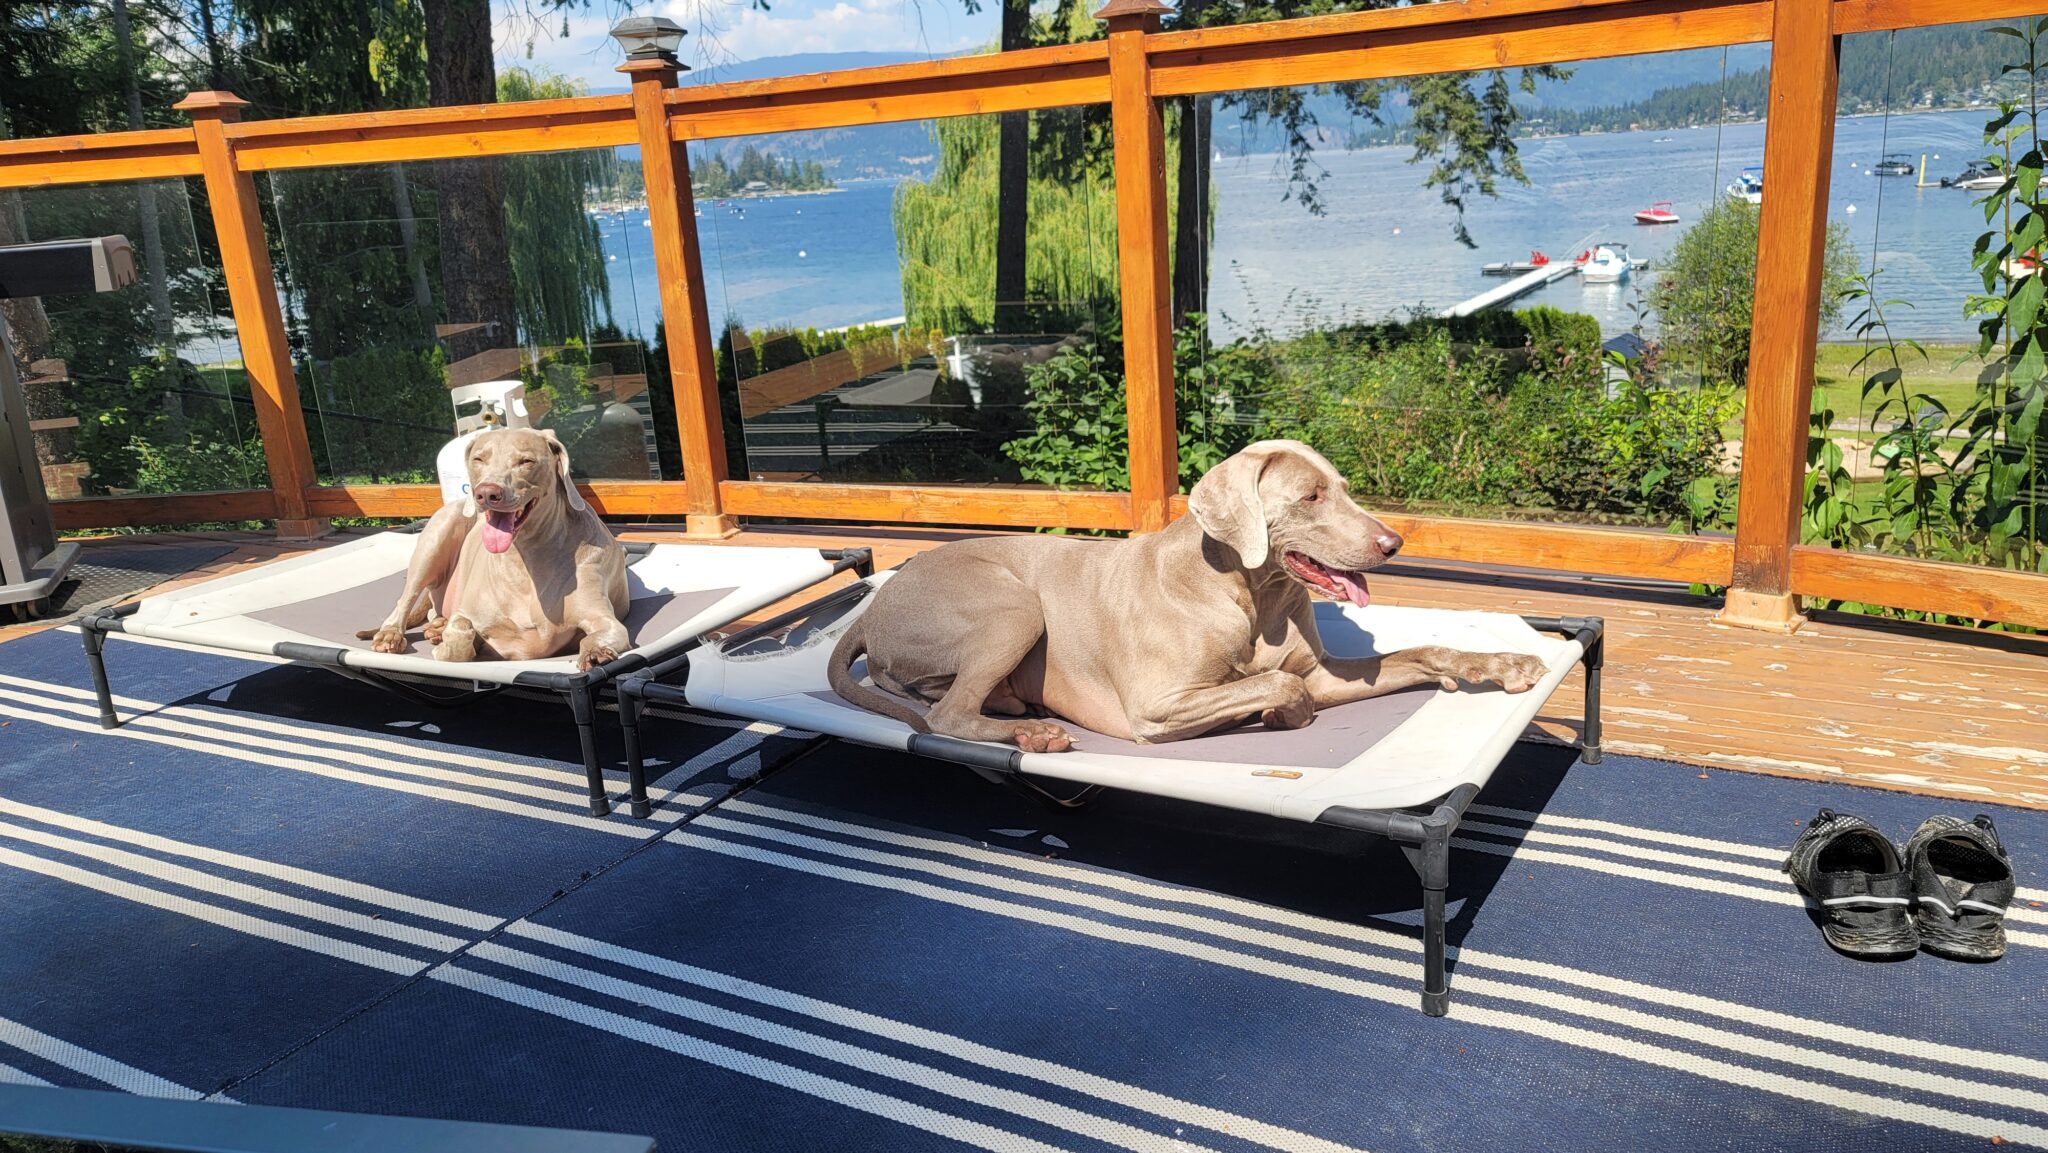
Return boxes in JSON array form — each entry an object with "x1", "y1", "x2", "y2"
[
  {"x1": 77, "y1": 529, "x2": 872, "y2": 817},
  {"x1": 615, "y1": 572, "x2": 1602, "y2": 1014}
]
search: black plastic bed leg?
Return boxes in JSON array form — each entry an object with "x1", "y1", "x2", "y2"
[
  {"x1": 1579, "y1": 629, "x2": 1604, "y2": 765},
  {"x1": 569, "y1": 687, "x2": 610, "y2": 818},
  {"x1": 619, "y1": 684, "x2": 651, "y2": 819},
  {"x1": 1420, "y1": 884, "x2": 1450, "y2": 1017},
  {"x1": 1402, "y1": 821, "x2": 1453, "y2": 1016},
  {"x1": 81, "y1": 625, "x2": 119, "y2": 729}
]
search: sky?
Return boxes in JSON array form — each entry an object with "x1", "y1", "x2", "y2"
[{"x1": 490, "y1": 0, "x2": 1000, "y2": 91}]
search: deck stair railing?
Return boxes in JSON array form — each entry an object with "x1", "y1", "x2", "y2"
[{"x1": 0, "y1": 0, "x2": 2038, "y2": 631}]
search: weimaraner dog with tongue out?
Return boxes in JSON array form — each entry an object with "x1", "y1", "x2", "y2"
[
  {"x1": 828, "y1": 439, "x2": 1549, "y2": 751},
  {"x1": 362, "y1": 427, "x2": 629, "y2": 670}
]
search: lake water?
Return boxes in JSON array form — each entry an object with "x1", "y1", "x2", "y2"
[{"x1": 595, "y1": 108, "x2": 2001, "y2": 347}]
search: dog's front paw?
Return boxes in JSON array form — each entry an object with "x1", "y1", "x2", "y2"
[
  {"x1": 1260, "y1": 683, "x2": 1316, "y2": 730},
  {"x1": 369, "y1": 625, "x2": 408, "y2": 654},
  {"x1": 1010, "y1": 719, "x2": 1074, "y2": 753},
  {"x1": 1488, "y1": 652, "x2": 1549, "y2": 694},
  {"x1": 422, "y1": 615, "x2": 448, "y2": 645},
  {"x1": 1433, "y1": 650, "x2": 1548, "y2": 694},
  {"x1": 577, "y1": 637, "x2": 620, "y2": 671}
]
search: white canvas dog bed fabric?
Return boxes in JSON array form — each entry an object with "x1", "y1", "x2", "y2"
[
  {"x1": 106, "y1": 531, "x2": 848, "y2": 684},
  {"x1": 619, "y1": 569, "x2": 1601, "y2": 1014},
  {"x1": 78, "y1": 531, "x2": 870, "y2": 817},
  {"x1": 677, "y1": 570, "x2": 1589, "y2": 816}
]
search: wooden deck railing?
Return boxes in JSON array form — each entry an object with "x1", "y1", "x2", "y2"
[{"x1": 3, "y1": 0, "x2": 2045, "y2": 629}]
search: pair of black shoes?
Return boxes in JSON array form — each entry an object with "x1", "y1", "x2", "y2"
[{"x1": 1785, "y1": 809, "x2": 2016, "y2": 961}]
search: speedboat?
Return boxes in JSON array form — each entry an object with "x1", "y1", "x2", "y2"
[
  {"x1": 1634, "y1": 201, "x2": 1680, "y2": 225},
  {"x1": 1578, "y1": 243, "x2": 1633, "y2": 284},
  {"x1": 1872, "y1": 153, "x2": 1915, "y2": 176},
  {"x1": 2004, "y1": 250, "x2": 2040, "y2": 279},
  {"x1": 1946, "y1": 161, "x2": 2006, "y2": 191},
  {"x1": 1726, "y1": 167, "x2": 1763, "y2": 204}
]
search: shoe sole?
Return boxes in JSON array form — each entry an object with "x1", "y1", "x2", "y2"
[
  {"x1": 1821, "y1": 921, "x2": 1920, "y2": 959},
  {"x1": 1917, "y1": 920, "x2": 2006, "y2": 962}
]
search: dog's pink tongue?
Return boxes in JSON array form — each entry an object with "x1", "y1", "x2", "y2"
[
  {"x1": 481, "y1": 510, "x2": 518, "y2": 554},
  {"x1": 1332, "y1": 569, "x2": 1370, "y2": 607}
]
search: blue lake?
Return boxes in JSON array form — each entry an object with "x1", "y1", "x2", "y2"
[{"x1": 595, "y1": 108, "x2": 2003, "y2": 347}]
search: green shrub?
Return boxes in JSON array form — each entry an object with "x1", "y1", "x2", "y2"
[
  {"x1": 131, "y1": 435, "x2": 268, "y2": 494},
  {"x1": 67, "y1": 352, "x2": 255, "y2": 494},
  {"x1": 1650, "y1": 198, "x2": 1857, "y2": 385},
  {"x1": 308, "y1": 344, "x2": 449, "y2": 482},
  {"x1": 1264, "y1": 330, "x2": 1538, "y2": 510},
  {"x1": 1261, "y1": 327, "x2": 1734, "y2": 524},
  {"x1": 1313, "y1": 305, "x2": 1599, "y2": 361},
  {"x1": 1002, "y1": 318, "x2": 1264, "y2": 492},
  {"x1": 1517, "y1": 306, "x2": 1602, "y2": 371}
]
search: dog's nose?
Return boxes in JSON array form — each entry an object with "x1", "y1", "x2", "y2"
[
  {"x1": 472, "y1": 482, "x2": 505, "y2": 506},
  {"x1": 1376, "y1": 532, "x2": 1404, "y2": 558}
]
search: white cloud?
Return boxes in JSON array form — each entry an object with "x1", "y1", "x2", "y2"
[
  {"x1": 492, "y1": 8, "x2": 632, "y2": 92},
  {"x1": 492, "y1": 0, "x2": 997, "y2": 92},
  {"x1": 680, "y1": 0, "x2": 993, "y2": 62}
]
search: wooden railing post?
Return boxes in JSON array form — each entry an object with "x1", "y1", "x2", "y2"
[
  {"x1": 175, "y1": 92, "x2": 327, "y2": 539},
  {"x1": 623, "y1": 55, "x2": 736, "y2": 537},
  {"x1": 1718, "y1": 0, "x2": 1838, "y2": 632},
  {"x1": 1100, "y1": 0, "x2": 1177, "y2": 535}
]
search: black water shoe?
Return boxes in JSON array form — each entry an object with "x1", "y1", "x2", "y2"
[
  {"x1": 1907, "y1": 814, "x2": 2015, "y2": 962},
  {"x1": 1785, "y1": 809, "x2": 1919, "y2": 959}
]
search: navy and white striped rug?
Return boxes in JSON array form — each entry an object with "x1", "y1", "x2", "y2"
[{"x1": 0, "y1": 625, "x2": 2041, "y2": 1151}]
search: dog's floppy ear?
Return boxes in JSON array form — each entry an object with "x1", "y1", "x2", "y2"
[
  {"x1": 1186, "y1": 448, "x2": 1272, "y2": 568},
  {"x1": 540, "y1": 429, "x2": 588, "y2": 512}
]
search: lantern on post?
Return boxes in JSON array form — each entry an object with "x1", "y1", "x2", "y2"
[{"x1": 609, "y1": 16, "x2": 687, "y2": 65}]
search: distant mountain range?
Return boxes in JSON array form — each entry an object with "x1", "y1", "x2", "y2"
[
  {"x1": 603, "y1": 51, "x2": 944, "y2": 181},
  {"x1": 683, "y1": 51, "x2": 935, "y2": 85},
  {"x1": 630, "y1": 25, "x2": 2005, "y2": 176}
]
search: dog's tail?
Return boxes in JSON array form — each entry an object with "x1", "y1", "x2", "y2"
[{"x1": 826, "y1": 616, "x2": 930, "y2": 734}]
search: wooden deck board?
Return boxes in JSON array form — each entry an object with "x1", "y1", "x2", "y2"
[{"x1": 9, "y1": 524, "x2": 2045, "y2": 810}]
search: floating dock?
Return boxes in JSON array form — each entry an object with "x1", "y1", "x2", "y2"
[{"x1": 1448, "y1": 261, "x2": 1578, "y2": 317}]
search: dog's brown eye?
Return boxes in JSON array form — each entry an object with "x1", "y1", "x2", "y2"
[{"x1": 1302, "y1": 490, "x2": 1322, "y2": 504}]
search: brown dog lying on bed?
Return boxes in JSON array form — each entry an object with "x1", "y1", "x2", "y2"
[
  {"x1": 362, "y1": 427, "x2": 629, "y2": 669},
  {"x1": 828, "y1": 439, "x2": 1548, "y2": 751}
]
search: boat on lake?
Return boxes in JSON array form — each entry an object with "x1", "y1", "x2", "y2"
[
  {"x1": 1578, "y1": 243, "x2": 1635, "y2": 284},
  {"x1": 1946, "y1": 161, "x2": 2005, "y2": 191},
  {"x1": 1726, "y1": 167, "x2": 1763, "y2": 204},
  {"x1": 1872, "y1": 153, "x2": 1916, "y2": 176},
  {"x1": 1633, "y1": 201, "x2": 1680, "y2": 225}
]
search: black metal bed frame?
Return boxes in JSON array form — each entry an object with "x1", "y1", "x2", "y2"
[
  {"x1": 1315, "y1": 612, "x2": 1601, "y2": 1016},
  {"x1": 75, "y1": 539, "x2": 874, "y2": 820},
  {"x1": 614, "y1": 577, "x2": 1602, "y2": 1015}
]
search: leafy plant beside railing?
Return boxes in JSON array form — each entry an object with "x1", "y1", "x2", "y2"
[
  {"x1": 1802, "y1": 273, "x2": 1937, "y2": 555},
  {"x1": 1804, "y1": 392, "x2": 1868, "y2": 551},
  {"x1": 1850, "y1": 274, "x2": 1956, "y2": 555},
  {"x1": 1003, "y1": 317, "x2": 1262, "y2": 494},
  {"x1": 1959, "y1": 19, "x2": 2048, "y2": 577}
]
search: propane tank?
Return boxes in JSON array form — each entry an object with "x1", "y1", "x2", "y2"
[{"x1": 437, "y1": 380, "x2": 530, "y2": 506}]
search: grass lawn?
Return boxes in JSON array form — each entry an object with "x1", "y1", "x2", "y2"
[
  {"x1": 1811, "y1": 341, "x2": 1988, "y2": 420},
  {"x1": 1713, "y1": 342, "x2": 1995, "y2": 440}
]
